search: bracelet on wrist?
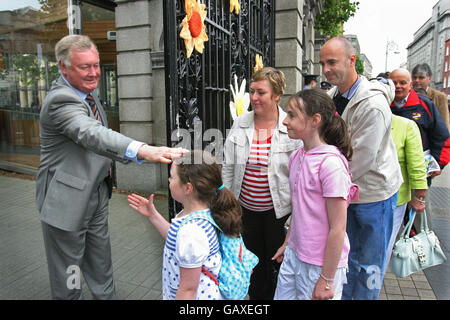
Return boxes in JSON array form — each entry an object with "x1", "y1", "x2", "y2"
[
  {"x1": 319, "y1": 273, "x2": 334, "y2": 290},
  {"x1": 413, "y1": 196, "x2": 426, "y2": 204}
]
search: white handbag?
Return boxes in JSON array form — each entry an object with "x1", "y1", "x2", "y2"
[{"x1": 389, "y1": 209, "x2": 447, "y2": 278}]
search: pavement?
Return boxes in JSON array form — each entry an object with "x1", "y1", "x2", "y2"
[{"x1": 0, "y1": 167, "x2": 449, "y2": 300}]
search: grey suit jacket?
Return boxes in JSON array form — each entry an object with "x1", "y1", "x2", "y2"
[{"x1": 36, "y1": 77, "x2": 133, "y2": 231}]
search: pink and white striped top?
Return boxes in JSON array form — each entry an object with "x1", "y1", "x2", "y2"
[{"x1": 239, "y1": 136, "x2": 273, "y2": 211}]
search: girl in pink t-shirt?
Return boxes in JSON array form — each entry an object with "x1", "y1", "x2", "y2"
[{"x1": 273, "y1": 88, "x2": 358, "y2": 300}]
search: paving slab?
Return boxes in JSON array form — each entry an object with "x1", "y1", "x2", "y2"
[{"x1": 0, "y1": 173, "x2": 447, "y2": 300}]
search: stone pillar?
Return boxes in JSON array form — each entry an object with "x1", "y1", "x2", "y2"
[
  {"x1": 115, "y1": 0, "x2": 166, "y2": 194},
  {"x1": 303, "y1": 16, "x2": 315, "y2": 74},
  {"x1": 275, "y1": 1, "x2": 304, "y2": 107},
  {"x1": 314, "y1": 31, "x2": 327, "y2": 81}
]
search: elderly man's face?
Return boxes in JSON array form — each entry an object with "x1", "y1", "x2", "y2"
[
  {"x1": 390, "y1": 71, "x2": 412, "y2": 102},
  {"x1": 59, "y1": 46, "x2": 100, "y2": 94},
  {"x1": 412, "y1": 72, "x2": 432, "y2": 90}
]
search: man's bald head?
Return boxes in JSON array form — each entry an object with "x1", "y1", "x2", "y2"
[
  {"x1": 319, "y1": 37, "x2": 357, "y2": 92},
  {"x1": 389, "y1": 68, "x2": 412, "y2": 103},
  {"x1": 390, "y1": 68, "x2": 411, "y2": 81},
  {"x1": 329, "y1": 37, "x2": 355, "y2": 57}
]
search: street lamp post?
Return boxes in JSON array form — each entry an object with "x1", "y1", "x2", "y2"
[{"x1": 385, "y1": 40, "x2": 400, "y2": 71}]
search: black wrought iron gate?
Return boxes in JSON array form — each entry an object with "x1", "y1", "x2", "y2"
[{"x1": 163, "y1": 0, "x2": 275, "y2": 217}]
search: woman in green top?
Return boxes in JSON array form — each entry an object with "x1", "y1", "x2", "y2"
[{"x1": 386, "y1": 115, "x2": 428, "y2": 268}]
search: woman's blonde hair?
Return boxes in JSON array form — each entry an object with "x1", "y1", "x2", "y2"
[{"x1": 251, "y1": 66, "x2": 286, "y2": 97}]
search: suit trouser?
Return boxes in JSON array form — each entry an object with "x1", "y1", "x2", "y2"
[{"x1": 41, "y1": 180, "x2": 116, "y2": 300}]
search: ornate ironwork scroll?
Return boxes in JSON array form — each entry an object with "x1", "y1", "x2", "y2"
[{"x1": 163, "y1": 0, "x2": 275, "y2": 217}]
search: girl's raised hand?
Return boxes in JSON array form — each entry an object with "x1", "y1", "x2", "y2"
[{"x1": 128, "y1": 193, "x2": 157, "y2": 218}]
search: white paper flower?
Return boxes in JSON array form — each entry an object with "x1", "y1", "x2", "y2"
[{"x1": 229, "y1": 74, "x2": 250, "y2": 120}]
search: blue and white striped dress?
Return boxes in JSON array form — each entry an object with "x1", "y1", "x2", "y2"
[{"x1": 162, "y1": 209, "x2": 223, "y2": 300}]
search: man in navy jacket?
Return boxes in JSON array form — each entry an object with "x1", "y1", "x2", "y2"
[{"x1": 390, "y1": 68, "x2": 450, "y2": 174}]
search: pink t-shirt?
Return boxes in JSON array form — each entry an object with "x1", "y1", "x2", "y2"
[{"x1": 288, "y1": 144, "x2": 359, "y2": 268}]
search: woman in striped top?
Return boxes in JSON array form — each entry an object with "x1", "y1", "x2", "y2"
[
  {"x1": 128, "y1": 151, "x2": 242, "y2": 299},
  {"x1": 239, "y1": 135, "x2": 273, "y2": 211},
  {"x1": 223, "y1": 67, "x2": 302, "y2": 299}
]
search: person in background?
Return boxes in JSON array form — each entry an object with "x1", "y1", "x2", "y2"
[
  {"x1": 222, "y1": 67, "x2": 302, "y2": 299},
  {"x1": 385, "y1": 115, "x2": 427, "y2": 269},
  {"x1": 273, "y1": 89, "x2": 358, "y2": 300},
  {"x1": 320, "y1": 81, "x2": 332, "y2": 92},
  {"x1": 320, "y1": 37, "x2": 403, "y2": 300},
  {"x1": 390, "y1": 68, "x2": 450, "y2": 231},
  {"x1": 390, "y1": 68, "x2": 450, "y2": 179},
  {"x1": 36, "y1": 35, "x2": 185, "y2": 299},
  {"x1": 412, "y1": 63, "x2": 450, "y2": 131},
  {"x1": 376, "y1": 72, "x2": 390, "y2": 79},
  {"x1": 414, "y1": 87, "x2": 429, "y2": 98},
  {"x1": 303, "y1": 74, "x2": 318, "y2": 90},
  {"x1": 371, "y1": 76, "x2": 428, "y2": 264}
]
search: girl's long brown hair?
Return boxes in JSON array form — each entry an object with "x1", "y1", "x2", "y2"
[
  {"x1": 175, "y1": 150, "x2": 242, "y2": 237},
  {"x1": 289, "y1": 88, "x2": 353, "y2": 161}
]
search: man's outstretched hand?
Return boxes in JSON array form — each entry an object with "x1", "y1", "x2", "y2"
[{"x1": 137, "y1": 145, "x2": 188, "y2": 163}]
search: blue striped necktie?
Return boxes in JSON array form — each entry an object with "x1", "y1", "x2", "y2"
[{"x1": 86, "y1": 94, "x2": 101, "y2": 121}]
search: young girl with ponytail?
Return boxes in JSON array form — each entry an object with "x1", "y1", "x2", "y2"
[
  {"x1": 127, "y1": 150, "x2": 242, "y2": 300},
  {"x1": 272, "y1": 88, "x2": 359, "y2": 300}
]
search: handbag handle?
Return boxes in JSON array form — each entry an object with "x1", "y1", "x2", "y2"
[
  {"x1": 411, "y1": 208, "x2": 429, "y2": 233},
  {"x1": 420, "y1": 209, "x2": 429, "y2": 232},
  {"x1": 400, "y1": 209, "x2": 416, "y2": 240},
  {"x1": 399, "y1": 209, "x2": 429, "y2": 240}
]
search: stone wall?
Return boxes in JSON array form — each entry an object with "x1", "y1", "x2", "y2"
[
  {"x1": 114, "y1": 0, "x2": 323, "y2": 193},
  {"x1": 275, "y1": 1, "x2": 303, "y2": 107},
  {"x1": 275, "y1": 0, "x2": 323, "y2": 107},
  {"x1": 115, "y1": 0, "x2": 167, "y2": 193}
]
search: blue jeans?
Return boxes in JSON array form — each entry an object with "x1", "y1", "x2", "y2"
[{"x1": 342, "y1": 192, "x2": 398, "y2": 300}]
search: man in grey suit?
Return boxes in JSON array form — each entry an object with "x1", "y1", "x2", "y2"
[
  {"x1": 412, "y1": 63, "x2": 450, "y2": 131},
  {"x1": 36, "y1": 35, "x2": 184, "y2": 299}
]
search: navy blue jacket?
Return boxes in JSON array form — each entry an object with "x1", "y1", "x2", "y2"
[{"x1": 390, "y1": 89, "x2": 450, "y2": 169}]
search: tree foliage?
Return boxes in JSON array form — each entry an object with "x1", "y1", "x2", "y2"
[
  {"x1": 355, "y1": 54, "x2": 364, "y2": 75},
  {"x1": 315, "y1": 0, "x2": 360, "y2": 38}
]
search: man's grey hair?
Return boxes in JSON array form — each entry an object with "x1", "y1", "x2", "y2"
[
  {"x1": 412, "y1": 63, "x2": 432, "y2": 77},
  {"x1": 55, "y1": 35, "x2": 97, "y2": 67}
]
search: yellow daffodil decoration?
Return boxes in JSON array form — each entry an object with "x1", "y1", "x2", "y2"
[
  {"x1": 180, "y1": 0, "x2": 209, "y2": 58},
  {"x1": 253, "y1": 54, "x2": 264, "y2": 73},
  {"x1": 230, "y1": 0, "x2": 240, "y2": 15},
  {"x1": 229, "y1": 74, "x2": 250, "y2": 120}
]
